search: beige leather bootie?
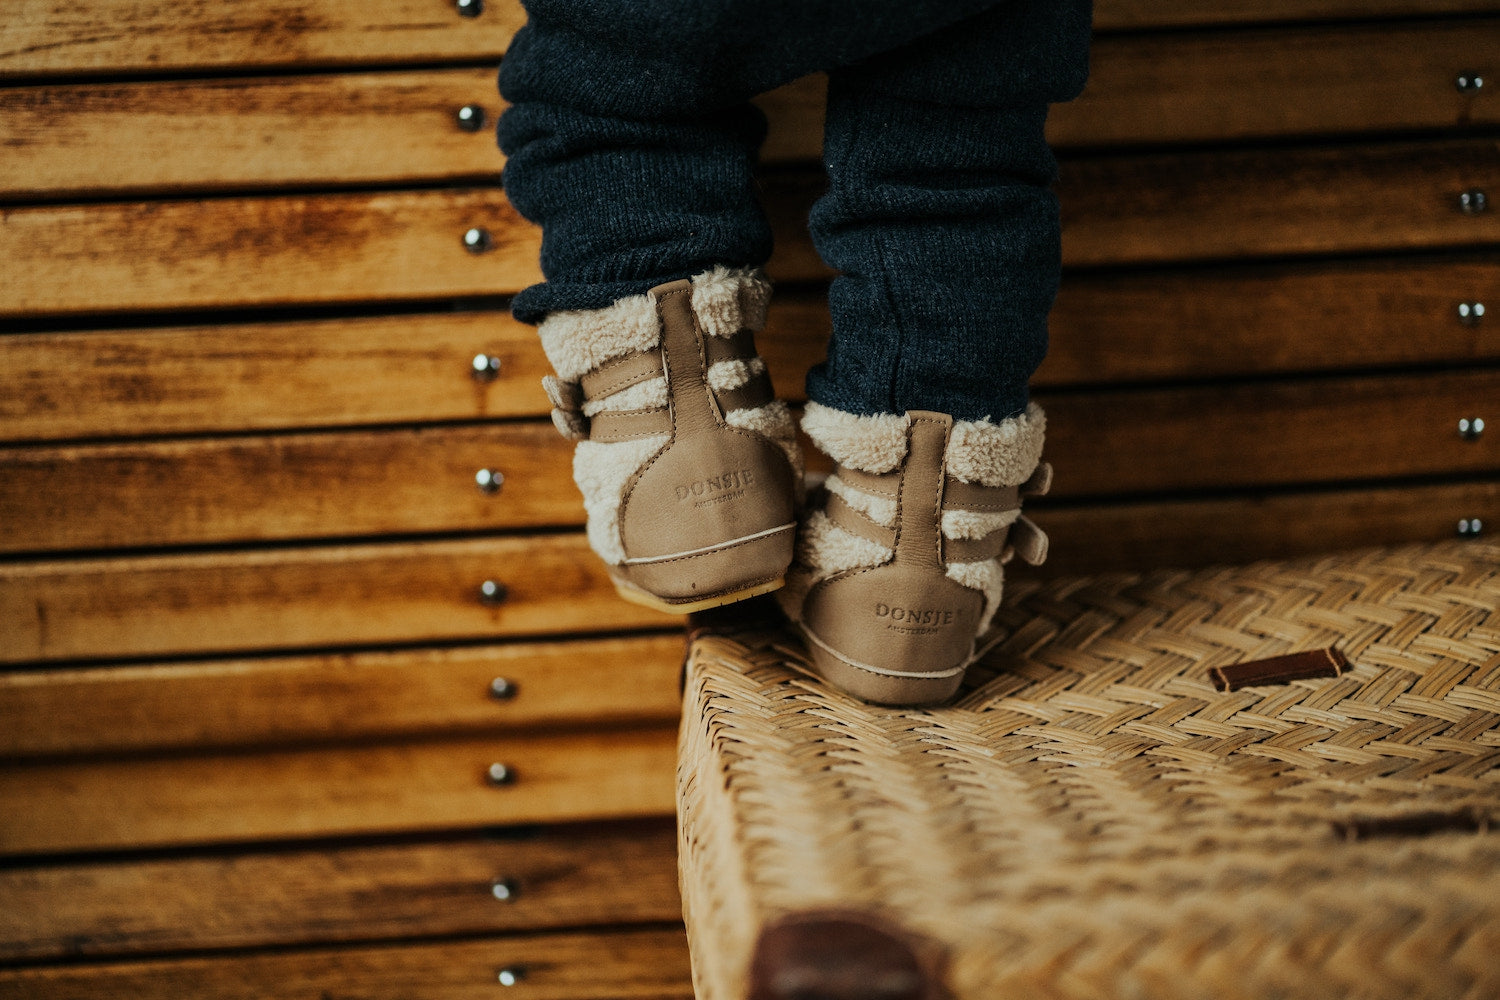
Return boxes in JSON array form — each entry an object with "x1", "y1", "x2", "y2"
[
  {"x1": 541, "y1": 267, "x2": 802, "y2": 614},
  {"x1": 778, "y1": 403, "x2": 1050, "y2": 704}
]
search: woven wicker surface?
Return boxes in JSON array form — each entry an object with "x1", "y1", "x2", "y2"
[{"x1": 677, "y1": 541, "x2": 1500, "y2": 1000}]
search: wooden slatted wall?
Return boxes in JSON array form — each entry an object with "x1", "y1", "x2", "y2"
[{"x1": 2, "y1": 2, "x2": 1497, "y2": 996}]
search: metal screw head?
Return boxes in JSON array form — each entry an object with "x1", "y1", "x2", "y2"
[
  {"x1": 455, "y1": 0, "x2": 483, "y2": 17},
  {"x1": 471, "y1": 353, "x2": 501, "y2": 382},
  {"x1": 1459, "y1": 189, "x2": 1488, "y2": 214},
  {"x1": 475, "y1": 468, "x2": 504, "y2": 494},
  {"x1": 1456, "y1": 73, "x2": 1485, "y2": 92},
  {"x1": 1458, "y1": 302, "x2": 1486, "y2": 325},
  {"x1": 497, "y1": 967, "x2": 525, "y2": 987},
  {"x1": 478, "y1": 579, "x2": 508, "y2": 605},
  {"x1": 463, "y1": 227, "x2": 493, "y2": 253},
  {"x1": 488, "y1": 676, "x2": 518, "y2": 700},
  {"x1": 455, "y1": 104, "x2": 486, "y2": 132},
  {"x1": 490, "y1": 878, "x2": 519, "y2": 902},
  {"x1": 1458, "y1": 517, "x2": 1484, "y2": 538},
  {"x1": 1458, "y1": 417, "x2": 1486, "y2": 440},
  {"x1": 486, "y1": 762, "x2": 516, "y2": 786}
]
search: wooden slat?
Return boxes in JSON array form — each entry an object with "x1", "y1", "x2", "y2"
[
  {"x1": 6, "y1": 369, "x2": 1496, "y2": 557},
  {"x1": 0, "y1": 927, "x2": 693, "y2": 1000},
  {"x1": 1059, "y1": 138, "x2": 1500, "y2": 268},
  {"x1": 4, "y1": 0, "x2": 1492, "y2": 79},
  {"x1": 0, "y1": 725, "x2": 676, "y2": 855},
  {"x1": 0, "y1": 189, "x2": 540, "y2": 318},
  {"x1": 1032, "y1": 480, "x2": 1500, "y2": 575},
  {"x1": 8, "y1": 256, "x2": 1496, "y2": 443},
  {"x1": 7, "y1": 139, "x2": 1496, "y2": 318},
  {"x1": 0, "y1": 423, "x2": 579, "y2": 553},
  {"x1": 0, "y1": 311, "x2": 552, "y2": 442},
  {"x1": 0, "y1": 1, "x2": 526, "y2": 80},
  {"x1": 0, "y1": 534, "x2": 669, "y2": 665},
  {"x1": 0, "y1": 635, "x2": 683, "y2": 758},
  {"x1": 0, "y1": 821, "x2": 679, "y2": 960},
  {"x1": 0, "y1": 69, "x2": 503, "y2": 199},
  {"x1": 1040, "y1": 256, "x2": 1500, "y2": 386},
  {"x1": 1052, "y1": 20, "x2": 1500, "y2": 147},
  {"x1": 1093, "y1": 0, "x2": 1500, "y2": 31},
  {"x1": 1040, "y1": 368, "x2": 1500, "y2": 498}
]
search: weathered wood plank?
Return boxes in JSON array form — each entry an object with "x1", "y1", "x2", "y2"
[
  {"x1": 4, "y1": 369, "x2": 1495, "y2": 555},
  {"x1": 1059, "y1": 139, "x2": 1500, "y2": 267},
  {"x1": 1032, "y1": 480, "x2": 1500, "y2": 575},
  {"x1": 6, "y1": 140, "x2": 1496, "y2": 317},
  {"x1": 0, "y1": 423, "x2": 580, "y2": 553},
  {"x1": 0, "y1": 189, "x2": 540, "y2": 318},
  {"x1": 1041, "y1": 368, "x2": 1500, "y2": 498},
  {"x1": 6, "y1": 257, "x2": 1495, "y2": 443},
  {"x1": 3, "y1": 0, "x2": 1492, "y2": 79},
  {"x1": 1040, "y1": 256, "x2": 1500, "y2": 387},
  {"x1": 0, "y1": 635, "x2": 683, "y2": 758},
  {"x1": 1052, "y1": 20, "x2": 1500, "y2": 147},
  {"x1": 0, "y1": 927, "x2": 693, "y2": 1000},
  {"x1": 0, "y1": 311, "x2": 552, "y2": 442},
  {"x1": 0, "y1": 0, "x2": 526, "y2": 79},
  {"x1": 0, "y1": 726, "x2": 676, "y2": 855},
  {"x1": 0, "y1": 69, "x2": 504, "y2": 199},
  {"x1": 0, "y1": 821, "x2": 679, "y2": 960},
  {"x1": 1094, "y1": 0, "x2": 1500, "y2": 30},
  {"x1": 0, "y1": 534, "x2": 669, "y2": 665}
]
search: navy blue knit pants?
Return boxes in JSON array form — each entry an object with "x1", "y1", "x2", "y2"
[{"x1": 498, "y1": 0, "x2": 1092, "y2": 421}]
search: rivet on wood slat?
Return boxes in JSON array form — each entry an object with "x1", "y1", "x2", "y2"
[
  {"x1": 486, "y1": 762, "x2": 516, "y2": 786},
  {"x1": 476, "y1": 468, "x2": 504, "y2": 494},
  {"x1": 490, "y1": 878, "x2": 519, "y2": 902},
  {"x1": 455, "y1": 0, "x2": 483, "y2": 17},
  {"x1": 463, "y1": 227, "x2": 493, "y2": 253},
  {"x1": 1458, "y1": 517, "x2": 1484, "y2": 538},
  {"x1": 497, "y1": 967, "x2": 526, "y2": 987},
  {"x1": 1456, "y1": 73, "x2": 1485, "y2": 92},
  {"x1": 1458, "y1": 417, "x2": 1485, "y2": 440},
  {"x1": 489, "y1": 676, "x2": 518, "y2": 700},
  {"x1": 1459, "y1": 190, "x2": 1488, "y2": 214},
  {"x1": 479, "y1": 580, "x2": 508, "y2": 605},
  {"x1": 1458, "y1": 302, "x2": 1486, "y2": 325},
  {"x1": 455, "y1": 104, "x2": 487, "y2": 132},
  {"x1": 471, "y1": 353, "x2": 502, "y2": 382}
]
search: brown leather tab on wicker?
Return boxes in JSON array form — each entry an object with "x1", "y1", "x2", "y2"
[
  {"x1": 942, "y1": 479, "x2": 1019, "y2": 512},
  {"x1": 542, "y1": 374, "x2": 583, "y2": 413},
  {"x1": 1021, "y1": 461, "x2": 1053, "y2": 497},
  {"x1": 1209, "y1": 647, "x2": 1349, "y2": 692},
  {"x1": 824, "y1": 490, "x2": 897, "y2": 549},
  {"x1": 579, "y1": 350, "x2": 663, "y2": 401},
  {"x1": 588, "y1": 406, "x2": 672, "y2": 442},
  {"x1": 1009, "y1": 514, "x2": 1049, "y2": 566},
  {"x1": 943, "y1": 527, "x2": 1011, "y2": 564},
  {"x1": 833, "y1": 466, "x2": 900, "y2": 499},
  {"x1": 703, "y1": 328, "x2": 758, "y2": 365},
  {"x1": 713, "y1": 369, "x2": 774, "y2": 413}
]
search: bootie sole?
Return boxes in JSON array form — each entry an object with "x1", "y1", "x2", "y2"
[
  {"x1": 612, "y1": 575, "x2": 786, "y2": 616},
  {"x1": 800, "y1": 629, "x2": 968, "y2": 706}
]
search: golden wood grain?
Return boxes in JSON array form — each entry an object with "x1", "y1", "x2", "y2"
[
  {"x1": 0, "y1": 635, "x2": 684, "y2": 758},
  {"x1": 0, "y1": 822, "x2": 679, "y2": 960},
  {"x1": 0, "y1": 725, "x2": 676, "y2": 854}
]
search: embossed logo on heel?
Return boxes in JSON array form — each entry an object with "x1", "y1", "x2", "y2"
[
  {"x1": 874, "y1": 603, "x2": 960, "y2": 635},
  {"x1": 675, "y1": 468, "x2": 756, "y2": 507}
]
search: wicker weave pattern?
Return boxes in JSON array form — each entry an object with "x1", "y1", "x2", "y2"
[{"x1": 678, "y1": 542, "x2": 1500, "y2": 1000}]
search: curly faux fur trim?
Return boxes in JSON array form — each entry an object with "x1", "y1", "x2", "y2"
[
  {"x1": 573, "y1": 436, "x2": 670, "y2": 565},
  {"x1": 947, "y1": 403, "x2": 1046, "y2": 487},
  {"x1": 538, "y1": 293, "x2": 661, "y2": 384},
  {"x1": 946, "y1": 559, "x2": 1006, "y2": 636},
  {"x1": 825, "y1": 474, "x2": 897, "y2": 526},
  {"x1": 690, "y1": 266, "x2": 771, "y2": 338},
  {"x1": 800, "y1": 403, "x2": 911, "y2": 474},
  {"x1": 776, "y1": 509, "x2": 893, "y2": 623}
]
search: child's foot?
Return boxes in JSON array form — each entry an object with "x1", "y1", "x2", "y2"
[
  {"x1": 778, "y1": 404, "x2": 1050, "y2": 704},
  {"x1": 541, "y1": 268, "x2": 802, "y2": 614}
]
